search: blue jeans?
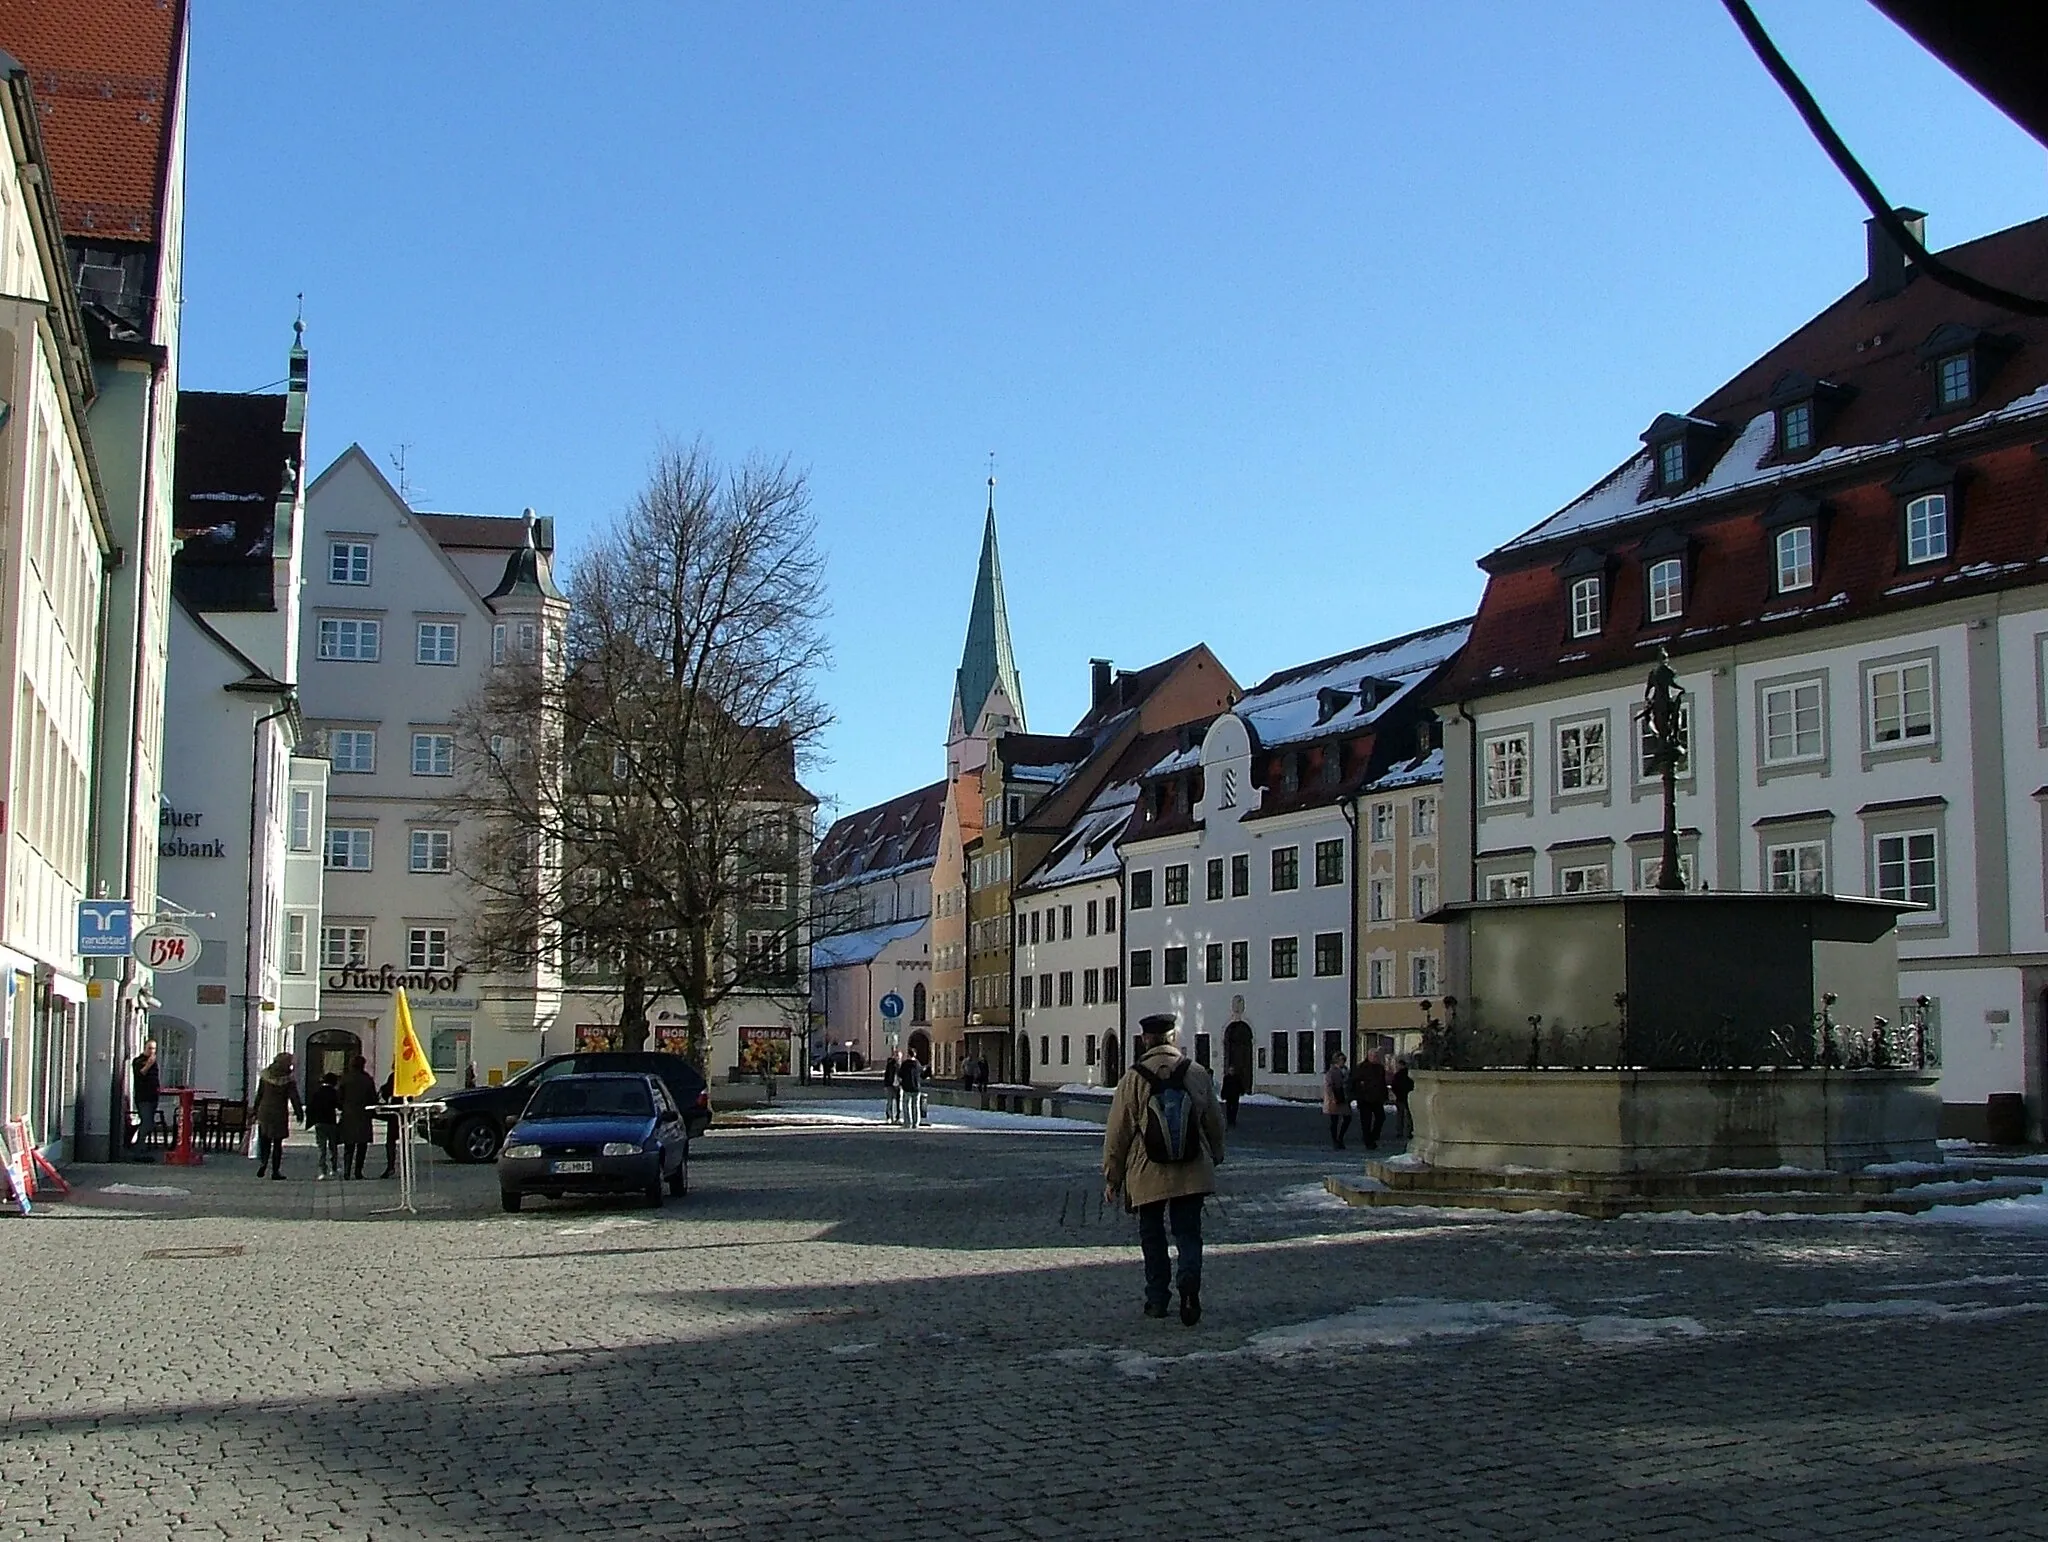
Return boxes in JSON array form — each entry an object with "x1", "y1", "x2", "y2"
[{"x1": 1136, "y1": 1195, "x2": 1204, "y2": 1307}]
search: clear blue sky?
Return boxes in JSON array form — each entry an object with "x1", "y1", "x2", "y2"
[{"x1": 181, "y1": 1, "x2": 2046, "y2": 819}]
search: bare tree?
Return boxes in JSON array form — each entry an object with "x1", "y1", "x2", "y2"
[{"x1": 449, "y1": 441, "x2": 841, "y2": 1065}]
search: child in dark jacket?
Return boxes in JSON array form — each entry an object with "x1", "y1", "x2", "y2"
[{"x1": 306, "y1": 1073, "x2": 341, "y2": 1178}]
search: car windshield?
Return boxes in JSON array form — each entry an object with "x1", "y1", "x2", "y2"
[{"x1": 525, "y1": 1079, "x2": 654, "y2": 1120}]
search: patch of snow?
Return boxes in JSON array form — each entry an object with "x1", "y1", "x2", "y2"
[
  {"x1": 772, "y1": 1099, "x2": 1099, "y2": 1133},
  {"x1": 1247, "y1": 1298, "x2": 1568, "y2": 1353},
  {"x1": 1906, "y1": 1188, "x2": 2048, "y2": 1228},
  {"x1": 97, "y1": 1183, "x2": 191, "y2": 1197},
  {"x1": 554, "y1": 1215, "x2": 653, "y2": 1237},
  {"x1": 1883, "y1": 578, "x2": 1937, "y2": 596},
  {"x1": 1756, "y1": 1298, "x2": 2048, "y2": 1322},
  {"x1": 826, "y1": 1342, "x2": 879, "y2": 1358},
  {"x1": 1237, "y1": 1092, "x2": 1306, "y2": 1107},
  {"x1": 1873, "y1": 1274, "x2": 2027, "y2": 1293},
  {"x1": 1055, "y1": 1083, "x2": 1110, "y2": 1098},
  {"x1": 1576, "y1": 1315, "x2": 1707, "y2": 1346}
]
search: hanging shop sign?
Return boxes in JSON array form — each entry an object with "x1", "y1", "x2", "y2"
[{"x1": 133, "y1": 923, "x2": 202, "y2": 973}]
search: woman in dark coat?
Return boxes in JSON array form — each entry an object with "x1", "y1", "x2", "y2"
[
  {"x1": 250, "y1": 1052, "x2": 305, "y2": 1179},
  {"x1": 337, "y1": 1054, "x2": 379, "y2": 1180}
]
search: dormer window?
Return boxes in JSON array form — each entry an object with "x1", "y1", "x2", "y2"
[
  {"x1": 1570, "y1": 575, "x2": 1604, "y2": 638},
  {"x1": 1656, "y1": 440, "x2": 1686, "y2": 489},
  {"x1": 1917, "y1": 323, "x2": 2015, "y2": 415},
  {"x1": 1639, "y1": 413, "x2": 1731, "y2": 498},
  {"x1": 1905, "y1": 495, "x2": 1948, "y2": 564},
  {"x1": 1774, "y1": 525, "x2": 1814, "y2": 591},
  {"x1": 1935, "y1": 352, "x2": 1972, "y2": 408},
  {"x1": 1646, "y1": 558, "x2": 1685, "y2": 622},
  {"x1": 1778, "y1": 400, "x2": 1812, "y2": 453},
  {"x1": 1889, "y1": 458, "x2": 1957, "y2": 567}
]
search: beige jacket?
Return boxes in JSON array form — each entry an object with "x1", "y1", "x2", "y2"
[{"x1": 1102, "y1": 1042, "x2": 1226, "y2": 1209}]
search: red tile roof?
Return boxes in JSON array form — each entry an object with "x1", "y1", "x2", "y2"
[
  {"x1": 813, "y1": 779, "x2": 946, "y2": 889},
  {"x1": 1, "y1": 0, "x2": 185, "y2": 243},
  {"x1": 1442, "y1": 217, "x2": 2048, "y2": 701}
]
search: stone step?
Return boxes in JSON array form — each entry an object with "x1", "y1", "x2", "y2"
[
  {"x1": 1365, "y1": 1159, "x2": 1961, "y2": 1199},
  {"x1": 1328, "y1": 1173, "x2": 2042, "y2": 1219}
]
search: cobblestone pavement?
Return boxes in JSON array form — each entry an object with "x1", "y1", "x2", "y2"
[{"x1": 3, "y1": 1118, "x2": 2046, "y2": 1541}]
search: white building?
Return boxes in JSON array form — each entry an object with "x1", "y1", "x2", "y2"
[
  {"x1": 1437, "y1": 214, "x2": 2048, "y2": 1139},
  {"x1": 1122, "y1": 623, "x2": 1468, "y2": 1100},
  {"x1": 810, "y1": 778, "x2": 943, "y2": 1064},
  {"x1": 0, "y1": 58, "x2": 113, "y2": 1155},
  {"x1": 296, "y1": 448, "x2": 566, "y2": 1089},
  {"x1": 2, "y1": 4, "x2": 193, "y2": 1158},
  {"x1": 150, "y1": 340, "x2": 325, "y2": 1098}
]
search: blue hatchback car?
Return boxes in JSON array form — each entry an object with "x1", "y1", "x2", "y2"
[{"x1": 497, "y1": 1073, "x2": 689, "y2": 1213}]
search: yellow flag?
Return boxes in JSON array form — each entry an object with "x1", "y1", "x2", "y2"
[{"x1": 391, "y1": 987, "x2": 438, "y2": 1099}]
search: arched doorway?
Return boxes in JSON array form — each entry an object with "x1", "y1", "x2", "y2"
[
  {"x1": 906, "y1": 1029, "x2": 931, "y2": 1066},
  {"x1": 303, "y1": 1027, "x2": 363, "y2": 1093},
  {"x1": 1224, "y1": 1020, "x2": 1255, "y2": 1093},
  {"x1": 1017, "y1": 1031, "x2": 1032, "y2": 1083},
  {"x1": 1100, "y1": 1030, "x2": 1122, "y2": 1085}
]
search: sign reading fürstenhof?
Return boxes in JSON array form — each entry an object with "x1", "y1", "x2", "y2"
[{"x1": 325, "y1": 964, "x2": 469, "y2": 996}]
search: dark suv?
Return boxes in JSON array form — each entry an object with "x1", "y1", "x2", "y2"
[{"x1": 430, "y1": 1051, "x2": 712, "y2": 1162}]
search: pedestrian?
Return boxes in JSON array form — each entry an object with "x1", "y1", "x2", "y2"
[
  {"x1": 337, "y1": 1053, "x2": 378, "y2": 1180},
  {"x1": 1322, "y1": 1051, "x2": 1352, "y2": 1149},
  {"x1": 1351, "y1": 1047, "x2": 1389, "y2": 1150},
  {"x1": 1390, "y1": 1056, "x2": 1416, "y2": 1140},
  {"x1": 976, "y1": 1054, "x2": 992, "y2": 1111},
  {"x1": 463, "y1": 1061, "x2": 478, "y2": 1090},
  {"x1": 377, "y1": 1073, "x2": 399, "y2": 1179},
  {"x1": 249, "y1": 1052, "x2": 304, "y2": 1180},
  {"x1": 130, "y1": 1039, "x2": 162, "y2": 1156},
  {"x1": 306, "y1": 1072, "x2": 342, "y2": 1178},
  {"x1": 883, "y1": 1050, "x2": 902, "y2": 1122},
  {"x1": 899, "y1": 1052, "x2": 924, "y2": 1129},
  {"x1": 1101, "y1": 1013, "x2": 1225, "y2": 1326},
  {"x1": 1220, "y1": 1065, "x2": 1243, "y2": 1130}
]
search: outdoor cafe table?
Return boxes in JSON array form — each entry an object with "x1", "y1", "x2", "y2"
[{"x1": 158, "y1": 1086, "x2": 214, "y2": 1166}]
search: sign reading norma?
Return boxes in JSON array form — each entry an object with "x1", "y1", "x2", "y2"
[
  {"x1": 160, "y1": 806, "x2": 227, "y2": 859},
  {"x1": 325, "y1": 963, "x2": 469, "y2": 995}
]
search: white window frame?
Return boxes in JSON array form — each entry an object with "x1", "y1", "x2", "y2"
[
  {"x1": 1555, "y1": 718, "x2": 1607, "y2": 794},
  {"x1": 1873, "y1": 829, "x2": 1939, "y2": 916},
  {"x1": 1409, "y1": 951, "x2": 1440, "y2": 997},
  {"x1": 1646, "y1": 557, "x2": 1685, "y2": 622},
  {"x1": 1367, "y1": 878, "x2": 1392, "y2": 922},
  {"x1": 320, "y1": 924, "x2": 369, "y2": 969},
  {"x1": 1761, "y1": 679, "x2": 1826, "y2": 767},
  {"x1": 1412, "y1": 872, "x2": 1438, "y2": 916},
  {"x1": 1904, "y1": 493, "x2": 1949, "y2": 565},
  {"x1": 415, "y1": 621, "x2": 459, "y2": 665},
  {"x1": 283, "y1": 911, "x2": 310, "y2": 975},
  {"x1": 409, "y1": 829, "x2": 453, "y2": 873},
  {"x1": 1412, "y1": 797, "x2": 1437, "y2": 837},
  {"x1": 1867, "y1": 660, "x2": 1935, "y2": 749},
  {"x1": 491, "y1": 623, "x2": 507, "y2": 665},
  {"x1": 1557, "y1": 863, "x2": 1609, "y2": 894},
  {"x1": 324, "y1": 827, "x2": 373, "y2": 871},
  {"x1": 1569, "y1": 575, "x2": 1604, "y2": 639},
  {"x1": 1369, "y1": 802, "x2": 1395, "y2": 843},
  {"x1": 747, "y1": 872, "x2": 789, "y2": 909},
  {"x1": 288, "y1": 788, "x2": 315, "y2": 852},
  {"x1": 329, "y1": 730, "x2": 375, "y2": 774},
  {"x1": 317, "y1": 616, "x2": 381, "y2": 661},
  {"x1": 1482, "y1": 730, "x2": 1530, "y2": 805},
  {"x1": 1775, "y1": 524, "x2": 1814, "y2": 592},
  {"x1": 1484, "y1": 871, "x2": 1533, "y2": 900},
  {"x1": 1766, "y1": 840, "x2": 1827, "y2": 895},
  {"x1": 406, "y1": 926, "x2": 451, "y2": 970},
  {"x1": 1366, "y1": 955, "x2": 1394, "y2": 999},
  {"x1": 1635, "y1": 853, "x2": 1695, "y2": 891},
  {"x1": 411, "y1": 732, "x2": 455, "y2": 777},
  {"x1": 328, "y1": 540, "x2": 371, "y2": 586}
]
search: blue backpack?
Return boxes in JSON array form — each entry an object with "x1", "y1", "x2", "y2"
[{"x1": 1133, "y1": 1058, "x2": 1200, "y2": 1164}]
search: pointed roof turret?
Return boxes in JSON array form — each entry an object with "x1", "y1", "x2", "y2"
[
  {"x1": 486, "y1": 507, "x2": 566, "y2": 602},
  {"x1": 951, "y1": 476, "x2": 1026, "y2": 741}
]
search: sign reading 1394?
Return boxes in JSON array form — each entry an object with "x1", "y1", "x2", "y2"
[{"x1": 133, "y1": 922, "x2": 202, "y2": 973}]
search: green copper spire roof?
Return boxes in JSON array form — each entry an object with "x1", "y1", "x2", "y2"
[{"x1": 952, "y1": 477, "x2": 1025, "y2": 739}]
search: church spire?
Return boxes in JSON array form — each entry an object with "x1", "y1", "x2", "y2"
[{"x1": 950, "y1": 474, "x2": 1026, "y2": 743}]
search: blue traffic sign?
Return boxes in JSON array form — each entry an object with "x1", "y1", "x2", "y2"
[
  {"x1": 78, "y1": 900, "x2": 133, "y2": 957},
  {"x1": 878, "y1": 992, "x2": 904, "y2": 1020}
]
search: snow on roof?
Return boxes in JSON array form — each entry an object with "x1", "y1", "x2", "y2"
[
  {"x1": 810, "y1": 917, "x2": 927, "y2": 971},
  {"x1": 1020, "y1": 777, "x2": 1141, "y2": 894},
  {"x1": 1232, "y1": 620, "x2": 1472, "y2": 750},
  {"x1": 1009, "y1": 760, "x2": 1082, "y2": 785},
  {"x1": 1499, "y1": 383, "x2": 2048, "y2": 556},
  {"x1": 1367, "y1": 748, "x2": 1445, "y2": 791}
]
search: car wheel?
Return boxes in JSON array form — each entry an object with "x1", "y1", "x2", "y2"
[
  {"x1": 668, "y1": 1150, "x2": 689, "y2": 1197},
  {"x1": 500, "y1": 1189, "x2": 522, "y2": 1213},
  {"x1": 453, "y1": 1117, "x2": 501, "y2": 1164}
]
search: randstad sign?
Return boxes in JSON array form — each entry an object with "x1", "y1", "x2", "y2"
[
  {"x1": 325, "y1": 963, "x2": 470, "y2": 996},
  {"x1": 160, "y1": 806, "x2": 227, "y2": 859}
]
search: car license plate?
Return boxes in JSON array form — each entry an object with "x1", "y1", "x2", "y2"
[{"x1": 551, "y1": 1159, "x2": 594, "y2": 1174}]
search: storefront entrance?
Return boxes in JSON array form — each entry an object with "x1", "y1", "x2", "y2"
[
  {"x1": 303, "y1": 1027, "x2": 362, "y2": 1090},
  {"x1": 1224, "y1": 1020, "x2": 1254, "y2": 1093}
]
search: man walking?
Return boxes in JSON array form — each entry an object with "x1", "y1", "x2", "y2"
[
  {"x1": 1102, "y1": 1013, "x2": 1225, "y2": 1326},
  {"x1": 1322, "y1": 1050, "x2": 1352, "y2": 1149},
  {"x1": 129, "y1": 1040, "x2": 161, "y2": 1156},
  {"x1": 1352, "y1": 1047, "x2": 1389, "y2": 1150},
  {"x1": 883, "y1": 1051, "x2": 901, "y2": 1123}
]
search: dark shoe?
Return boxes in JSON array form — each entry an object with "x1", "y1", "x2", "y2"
[
  {"x1": 1142, "y1": 1301, "x2": 1168, "y2": 1319},
  {"x1": 1179, "y1": 1284, "x2": 1202, "y2": 1327},
  {"x1": 271, "y1": 1170, "x2": 284, "y2": 1181},
  {"x1": 256, "y1": 1164, "x2": 269, "y2": 1178},
  {"x1": 378, "y1": 1168, "x2": 394, "y2": 1179}
]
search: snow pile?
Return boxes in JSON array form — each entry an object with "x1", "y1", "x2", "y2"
[
  {"x1": 770, "y1": 1099, "x2": 1099, "y2": 1134},
  {"x1": 96, "y1": 1183, "x2": 191, "y2": 1198},
  {"x1": 1247, "y1": 1298, "x2": 1567, "y2": 1353},
  {"x1": 1575, "y1": 1315, "x2": 1708, "y2": 1346}
]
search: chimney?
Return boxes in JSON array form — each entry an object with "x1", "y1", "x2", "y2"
[
  {"x1": 534, "y1": 516, "x2": 555, "y2": 554},
  {"x1": 1090, "y1": 658, "x2": 1113, "y2": 711},
  {"x1": 1866, "y1": 207, "x2": 1926, "y2": 300}
]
